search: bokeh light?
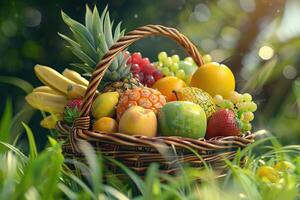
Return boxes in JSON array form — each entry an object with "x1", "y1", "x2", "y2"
[
  {"x1": 283, "y1": 65, "x2": 297, "y2": 79},
  {"x1": 258, "y1": 46, "x2": 274, "y2": 60}
]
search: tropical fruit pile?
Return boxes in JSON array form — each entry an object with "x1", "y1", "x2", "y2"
[{"x1": 25, "y1": 6, "x2": 257, "y2": 140}]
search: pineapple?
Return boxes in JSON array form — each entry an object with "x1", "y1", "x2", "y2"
[
  {"x1": 176, "y1": 87, "x2": 216, "y2": 118},
  {"x1": 59, "y1": 6, "x2": 141, "y2": 92},
  {"x1": 116, "y1": 87, "x2": 166, "y2": 120},
  {"x1": 102, "y1": 76, "x2": 143, "y2": 93}
]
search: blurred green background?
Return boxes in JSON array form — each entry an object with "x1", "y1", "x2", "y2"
[{"x1": 1, "y1": 0, "x2": 300, "y2": 149}]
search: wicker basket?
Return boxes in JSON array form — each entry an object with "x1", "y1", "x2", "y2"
[{"x1": 56, "y1": 24, "x2": 255, "y2": 176}]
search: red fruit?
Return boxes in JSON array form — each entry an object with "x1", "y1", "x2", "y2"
[
  {"x1": 130, "y1": 64, "x2": 141, "y2": 74},
  {"x1": 140, "y1": 58, "x2": 150, "y2": 67},
  {"x1": 131, "y1": 52, "x2": 142, "y2": 64},
  {"x1": 143, "y1": 64, "x2": 156, "y2": 75},
  {"x1": 153, "y1": 70, "x2": 163, "y2": 81},
  {"x1": 65, "y1": 98, "x2": 82, "y2": 111},
  {"x1": 138, "y1": 72, "x2": 144, "y2": 82},
  {"x1": 144, "y1": 75, "x2": 155, "y2": 86},
  {"x1": 205, "y1": 109, "x2": 241, "y2": 139}
]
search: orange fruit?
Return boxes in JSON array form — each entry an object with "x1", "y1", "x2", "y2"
[
  {"x1": 92, "y1": 117, "x2": 118, "y2": 133},
  {"x1": 116, "y1": 87, "x2": 166, "y2": 120},
  {"x1": 152, "y1": 76, "x2": 186, "y2": 101},
  {"x1": 190, "y1": 62, "x2": 235, "y2": 99}
]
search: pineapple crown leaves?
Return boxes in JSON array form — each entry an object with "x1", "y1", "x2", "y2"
[{"x1": 58, "y1": 5, "x2": 127, "y2": 76}]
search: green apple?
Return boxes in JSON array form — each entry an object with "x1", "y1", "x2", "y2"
[{"x1": 158, "y1": 101, "x2": 207, "y2": 139}]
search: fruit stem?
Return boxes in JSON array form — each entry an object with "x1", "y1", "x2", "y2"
[{"x1": 172, "y1": 90, "x2": 179, "y2": 101}]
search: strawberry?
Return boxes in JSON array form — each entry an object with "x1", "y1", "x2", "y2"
[
  {"x1": 205, "y1": 109, "x2": 241, "y2": 139},
  {"x1": 65, "y1": 98, "x2": 82, "y2": 111},
  {"x1": 64, "y1": 98, "x2": 82, "y2": 125}
]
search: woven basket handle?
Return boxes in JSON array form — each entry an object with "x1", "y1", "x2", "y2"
[{"x1": 80, "y1": 24, "x2": 204, "y2": 119}]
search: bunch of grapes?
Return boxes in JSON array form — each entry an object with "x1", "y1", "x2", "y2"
[
  {"x1": 126, "y1": 52, "x2": 163, "y2": 87},
  {"x1": 156, "y1": 52, "x2": 198, "y2": 84},
  {"x1": 213, "y1": 91, "x2": 257, "y2": 132}
]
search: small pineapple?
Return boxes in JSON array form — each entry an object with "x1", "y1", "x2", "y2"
[
  {"x1": 116, "y1": 87, "x2": 166, "y2": 120},
  {"x1": 176, "y1": 87, "x2": 215, "y2": 118},
  {"x1": 59, "y1": 6, "x2": 141, "y2": 92}
]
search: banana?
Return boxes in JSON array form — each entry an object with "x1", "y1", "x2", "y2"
[
  {"x1": 33, "y1": 86, "x2": 63, "y2": 95},
  {"x1": 25, "y1": 92, "x2": 67, "y2": 113},
  {"x1": 40, "y1": 114, "x2": 63, "y2": 129},
  {"x1": 62, "y1": 68, "x2": 89, "y2": 87},
  {"x1": 34, "y1": 64, "x2": 87, "y2": 99}
]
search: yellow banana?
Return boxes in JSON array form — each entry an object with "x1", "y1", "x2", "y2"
[
  {"x1": 34, "y1": 64, "x2": 87, "y2": 99},
  {"x1": 40, "y1": 114, "x2": 63, "y2": 129},
  {"x1": 62, "y1": 68, "x2": 89, "y2": 87},
  {"x1": 33, "y1": 86, "x2": 63, "y2": 95},
  {"x1": 25, "y1": 92, "x2": 67, "y2": 113}
]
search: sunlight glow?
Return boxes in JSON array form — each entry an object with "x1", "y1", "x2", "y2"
[{"x1": 258, "y1": 46, "x2": 274, "y2": 60}]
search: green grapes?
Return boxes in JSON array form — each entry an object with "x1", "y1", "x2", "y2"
[
  {"x1": 242, "y1": 93, "x2": 252, "y2": 102},
  {"x1": 156, "y1": 52, "x2": 199, "y2": 83},
  {"x1": 242, "y1": 112, "x2": 254, "y2": 122},
  {"x1": 248, "y1": 102, "x2": 257, "y2": 112},
  {"x1": 158, "y1": 52, "x2": 168, "y2": 62},
  {"x1": 171, "y1": 55, "x2": 180, "y2": 63},
  {"x1": 184, "y1": 57, "x2": 195, "y2": 64},
  {"x1": 176, "y1": 69, "x2": 185, "y2": 79},
  {"x1": 170, "y1": 63, "x2": 179, "y2": 72},
  {"x1": 168, "y1": 72, "x2": 175, "y2": 76},
  {"x1": 229, "y1": 91, "x2": 242, "y2": 104},
  {"x1": 203, "y1": 54, "x2": 212, "y2": 64},
  {"x1": 164, "y1": 57, "x2": 173, "y2": 67},
  {"x1": 161, "y1": 67, "x2": 170, "y2": 76},
  {"x1": 242, "y1": 122, "x2": 252, "y2": 132}
]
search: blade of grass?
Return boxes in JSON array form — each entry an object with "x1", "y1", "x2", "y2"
[
  {"x1": 0, "y1": 98, "x2": 13, "y2": 143},
  {"x1": 103, "y1": 185, "x2": 129, "y2": 200},
  {"x1": 106, "y1": 157, "x2": 145, "y2": 195},
  {"x1": 0, "y1": 76, "x2": 33, "y2": 94},
  {"x1": 22, "y1": 123, "x2": 37, "y2": 160},
  {"x1": 11, "y1": 105, "x2": 35, "y2": 145},
  {"x1": 0, "y1": 141, "x2": 28, "y2": 163}
]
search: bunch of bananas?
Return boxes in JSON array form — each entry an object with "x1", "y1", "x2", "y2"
[{"x1": 26, "y1": 65, "x2": 89, "y2": 129}]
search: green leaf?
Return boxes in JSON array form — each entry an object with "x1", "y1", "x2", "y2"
[
  {"x1": 22, "y1": 122, "x2": 37, "y2": 160},
  {"x1": 0, "y1": 76, "x2": 33, "y2": 94},
  {"x1": 58, "y1": 32, "x2": 81, "y2": 49},
  {"x1": 0, "y1": 141, "x2": 28, "y2": 163},
  {"x1": 67, "y1": 46, "x2": 96, "y2": 67},
  {"x1": 85, "y1": 5, "x2": 93, "y2": 34},
  {"x1": 70, "y1": 27, "x2": 98, "y2": 61},
  {"x1": 0, "y1": 98, "x2": 12, "y2": 143},
  {"x1": 106, "y1": 157, "x2": 145, "y2": 195},
  {"x1": 144, "y1": 164, "x2": 160, "y2": 200},
  {"x1": 113, "y1": 22, "x2": 122, "y2": 42},
  {"x1": 103, "y1": 11, "x2": 114, "y2": 48},
  {"x1": 10, "y1": 104, "x2": 35, "y2": 145},
  {"x1": 61, "y1": 11, "x2": 95, "y2": 47},
  {"x1": 92, "y1": 5, "x2": 103, "y2": 41},
  {"x1": 70, "y1": 63, "x2": 93, "y2": 74}
]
